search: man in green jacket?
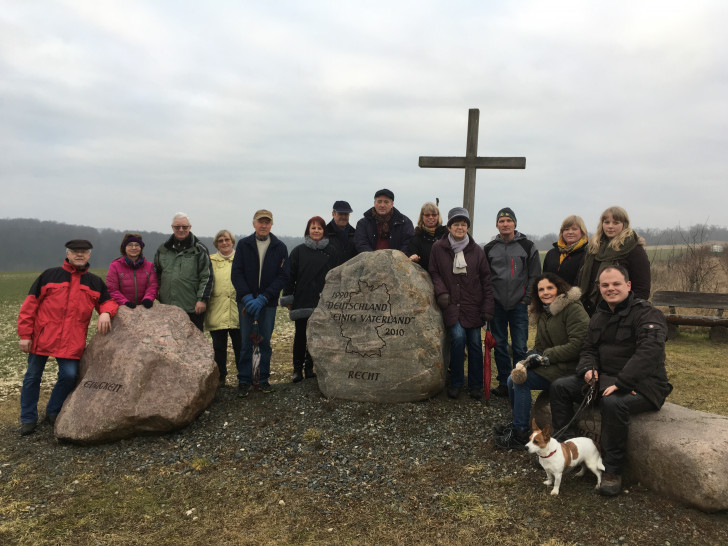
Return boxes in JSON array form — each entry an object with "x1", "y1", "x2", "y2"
[{"x1": 154, "y1": 212, "x2": 214, "y2": 330}]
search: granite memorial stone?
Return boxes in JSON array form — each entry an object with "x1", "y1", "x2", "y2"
[
  {"x1": 54, "y1": 304, "x2": 218, "y2": 444},
  {"x1": 307, "y1": 249, "x2": 446, "y2": 402}
]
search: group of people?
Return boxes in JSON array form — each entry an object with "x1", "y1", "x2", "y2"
[{"x1": 16, "y1": 195, "x2": 671, "y2": 498}]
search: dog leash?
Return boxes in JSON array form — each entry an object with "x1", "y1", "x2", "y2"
[{"x1": 552, "y1": 380, "x2": 597, "y2": 441}]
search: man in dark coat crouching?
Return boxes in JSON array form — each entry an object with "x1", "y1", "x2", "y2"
[{"x1": 549, "y1": 265, "x2": 672, "y2": 496}]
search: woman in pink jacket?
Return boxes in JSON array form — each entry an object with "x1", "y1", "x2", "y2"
[{"x1": 107, "y1": 233, "x2": 158, "y2": 308}]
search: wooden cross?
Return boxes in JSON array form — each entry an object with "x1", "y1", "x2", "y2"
[{"x1": 418, "y1": 108, "x2": 526, "y2": 233}]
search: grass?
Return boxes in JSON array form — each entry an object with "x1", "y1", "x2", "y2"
[{"x1": 1, "y1": 270, "x2": 727, "y2": 544}]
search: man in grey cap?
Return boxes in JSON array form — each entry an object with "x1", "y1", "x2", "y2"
[
  {"x1": 17, "y1": 240, "x2": 119, "y2": 436},
  {"x1": 326, "y1": 200, "x2": 357, "y2": 264},
  {"x1": 354, "y1": 189, "x2": 414, "y2": 253}
]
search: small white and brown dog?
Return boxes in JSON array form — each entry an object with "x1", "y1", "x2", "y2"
[{"x1": 526, "y1": 419, "x2": 605, "y2": 495}]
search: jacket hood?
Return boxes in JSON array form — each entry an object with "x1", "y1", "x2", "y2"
[{"x1": 530, "y1": 286, "x2": 582, "y2": 324}]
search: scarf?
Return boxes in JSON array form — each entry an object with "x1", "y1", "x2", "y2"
[
  {"x1": 422, "y1": 226, "x2": 436, "y2": 237},
  {"x1": 576, "y1": 232, "x2": 640, "y2": 308},
  {"x1": 373, "y1": 208, "x2": 394, "y2": 240},
  {"x1": 556, "y1": 236, "x2": 588, "y2": 264},
  {"x1": 123, "y1": 255, "x2": 146, "y2": 269},
  {"x1": 304, "y1": 236, "x2": 330, "y2": 250},
  {"x1": 448, "y1": 234, "x2": 469, "y2": 274}
]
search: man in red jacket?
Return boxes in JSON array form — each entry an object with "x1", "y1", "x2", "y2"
[{"x1": 17, "y1": 239, "x2": 118, "y2": 436}]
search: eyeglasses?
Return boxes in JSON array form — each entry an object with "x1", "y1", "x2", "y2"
[
  {"x1": 126, "y1": 243, "x2": 142, "y2": 248},
  {"x1": 423, "y1": 213, "x2": 438, "y2": 218},
  {"x1": 172, "y1": 225, "x2": 191, "y2": 231}
]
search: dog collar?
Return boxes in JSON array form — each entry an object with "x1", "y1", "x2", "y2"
[{"x1": 540, "y1": 449, "x2": 558, "y2": 459}]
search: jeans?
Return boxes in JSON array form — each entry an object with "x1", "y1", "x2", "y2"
[
  {"x1": 210, "y1": 328, "x2": 241, "y2": 378},
  {"x1": 448, "y1": 322, "x2": 483, "y2": 389},
  {"x1": 20, "y1": 353, "x2": 79, "y2": 423},
  {"x1": 491, "y1": 301, "x2": 529, "y2": 386},
  {"x1": 237, "y1": 304, "x2": 276, "y2": 385},
  {"x1": 550, "y1": 374, "x2": 655, "y2": 474},
  {"x1": 507, "y1": 371, "x2": 552, "y2": 431}
]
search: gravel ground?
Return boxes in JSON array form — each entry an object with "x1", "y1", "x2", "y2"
[{"x1": 3, "y1": 371, "x2": 727, "y2": 545}]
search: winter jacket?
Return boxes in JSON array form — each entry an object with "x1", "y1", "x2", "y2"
[
  {"x1": 576, "y1": 233, "x2": 651, "y2": 315},
  {"x1": 542, "y1": 244, "x2": 587, "y2": 287},
  {"x1": 204, "y1": 252, "x2": 239, "y2": 331},
  {"x1": 281, "y1": 238, "x2": 340, "y2": 320},
  {"x1": 429, "y1": 236, "x2": 494, "y2": 328},
  {"x1": 154, "y1": 233, "x2": 214, "y2": 313},
  {"x1": 483, "y1": 231, "x2": 541, "y2": 310},
  {"x1": 325, "y1": 220, "x2": 357, "y2": 265},
  {"x1": 231, "y1": 233, "x2": 289, "y2": 307},
  {"x1": 530, "y1": 287, "x2": 589, "y2": 382},
  {"x1": 17, "y1": 260, "x2": 119, "y2": 359},
  {"x1": 106, "y1": 256, "x2": 158, "y2": 306},
  {"x1": 408, "y1": 225, "x2": 448, "y2": 274},
  {"x1": 577, "y1": 293, "x2": 672, "y2": 409},
  {"x1": 354, "y1": 207, "x2": 414, "y2": 254}
]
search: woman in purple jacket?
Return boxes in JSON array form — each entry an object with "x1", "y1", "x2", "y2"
[
  {"x1": 429, "y1": 208, "x2": 494, "y2": 400},
  {"x1": 107, "y1": 233, "x2": 158, "y2": 308}
]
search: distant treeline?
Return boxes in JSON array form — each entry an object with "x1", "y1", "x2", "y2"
[
  {"x1": 0, "y1": 218, "x2": 303, "y2": 272},
  {"x1": 1, "y1": 218, "x2": 726, "y2": 272}
]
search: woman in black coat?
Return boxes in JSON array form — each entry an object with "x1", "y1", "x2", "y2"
[
  {"x1": 542, "y1": 215, "x2": 589, "y2": 286},
  {"x1": 408, "y1": 201, "x2": 448, "y2": 273},
  {"x1": 281, "y1": 216, "x2": 340, "y2": 382}
]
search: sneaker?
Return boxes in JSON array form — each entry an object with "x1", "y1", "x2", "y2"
[
  {"x1": 490, "y1": 384, "x2": 509, "y2": 398},
  {"x1": 237, "y1": 384, "x2": 251, "y2": 398},
  {"x1": 259, "y1": 382, "x2": 274, "y2": 393},
  {"x1": 469, "y1": 388, "x2": 483, "y2": 400},
  {"x1": 447, "y1": 386, "x2": 462, "y2": 399},
  {"x1": 494, "y1": 427, "x2": 529, "y2": 450},
  {"x1": 493, "y1": 421, "x2": 515, "y2": 435},
  {"x1": 20, "y1": 422, "x2": 37, "y2": 436},
  {"x1": 46, "y1": 413, "x2": 58, "y2": 425},
  {"x1": 599, "y1": 473, "x2": 622, "y2": 497}
]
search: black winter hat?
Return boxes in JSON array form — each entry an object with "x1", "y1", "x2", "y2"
[{"x1": 496, "y1": 207, "x2": 517, "y2": 227}]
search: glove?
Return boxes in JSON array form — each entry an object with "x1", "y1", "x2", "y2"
[
  {"x1": 142, "y1": 299, "x2": 154, "y2": 309},
  {"x1": 243, "y1": 294, "x2": 255, "y2": 314},
  {"x1": 247, "y1": 295, "x2": 268, "y2": 317},
  {"x1": 124, "y1": 301, "x2": 137, "y2": 309},
  {"x1": 436, "y1": 293, "x2": 450, "y2": 310}
]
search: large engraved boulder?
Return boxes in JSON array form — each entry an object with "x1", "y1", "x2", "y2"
[
  {"x1": 533, "y1": 393, "x2": 728, "y2": 512},
  {"x1": 55, "y1": 304, "x2": 218, "y2": 444},
  {"x1": 307, "y1": 249, "x2": 446, "y2": 402}
]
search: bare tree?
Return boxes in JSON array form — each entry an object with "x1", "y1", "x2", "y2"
[{"x1": 666, "y1": 222, "x2": 720, "y2": 292}]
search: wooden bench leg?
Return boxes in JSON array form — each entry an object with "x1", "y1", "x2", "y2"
[
  {"x1": 709, "y1": 326, "x2": 728, "y2": 343},
  {"x1": 666, "y1": 323, "x2": 679, "y2": 340}
]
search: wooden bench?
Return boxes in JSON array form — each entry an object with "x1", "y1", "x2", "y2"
[{"x1": 652, "y1": 290, "x2": 728, "y2": 340}]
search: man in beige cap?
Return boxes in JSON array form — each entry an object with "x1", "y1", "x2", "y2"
[{"x1": 231, "y1": 210, "x2": 289, "y2": 397}]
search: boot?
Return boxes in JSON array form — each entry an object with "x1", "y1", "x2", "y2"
[
  {"x1": 292, "y1": 360, "x2": 304, "y2": 383},
  {"x1": 303, "y1": 354, "x2": 316, "y2": 379}
]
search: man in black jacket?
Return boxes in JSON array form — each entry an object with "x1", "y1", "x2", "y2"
[
  {"x1": 325, "y1": 200, "x2": 356, "y2": 264},
  {"x1": 354, "y1": 189, "x2": 414, "y2": 254},
  {"x1": 549, "y1": 265, "x2": 671, "y2": 496}
]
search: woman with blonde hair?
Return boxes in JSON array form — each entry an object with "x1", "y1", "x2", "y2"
[
  {"x1": 205, "y1": 230, "x2": 240, "y2": 387},
  {"x1": 575, "y1": 206, "x2": 650, "y2": 315},
  {"x1": 542, "y1": 215, "x2": 589, "y2": 286},
  {"x1": 408, "y1": 202, "x2": 448, "y2": 273}
]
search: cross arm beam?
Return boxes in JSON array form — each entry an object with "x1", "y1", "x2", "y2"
[{"x1": 418, "y1": 156, "x2": 526, "y2": 169}]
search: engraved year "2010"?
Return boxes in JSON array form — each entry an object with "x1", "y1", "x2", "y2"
[{"x1": 383, "y1": 328, "x2": 405, "y2": 336}]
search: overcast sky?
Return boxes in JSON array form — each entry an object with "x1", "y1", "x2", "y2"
[{"x1": 1, "y1": 1, "x2": 726, "y2": 243}]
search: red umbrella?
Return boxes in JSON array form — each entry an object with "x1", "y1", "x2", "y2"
[{"x1": 483, "y1": 322, "x2": 497, "y2": 404}]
